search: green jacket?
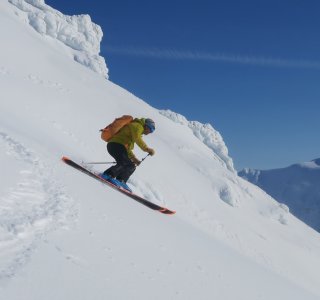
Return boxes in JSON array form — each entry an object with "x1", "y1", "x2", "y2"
[{"x1": 108, "y1": 118, "x2": 149, "y2": 159}]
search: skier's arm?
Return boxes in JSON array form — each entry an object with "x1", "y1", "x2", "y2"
[
  {"x1": 127, "y1": 149, "x2": 135, "y2": 159},
  {"x1": 131, "y1": 127, "x2": 148, "y2": 152},
  {"x1": 136, "y1": 136, "x2": 155, "y2": 156},
  {"x1": 127, "y1": 148, "x2": 141, "y2": 165},
  {"x1": 135, "y1": 136, "x2": 148, "y2": 152},
  {"x1": 130, "y1": 124, "x2": 155, "y2": 156}
]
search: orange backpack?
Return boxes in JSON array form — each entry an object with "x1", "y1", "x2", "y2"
[{"x1": 100, "y1": 115, "x2": 133, "y2": 142}]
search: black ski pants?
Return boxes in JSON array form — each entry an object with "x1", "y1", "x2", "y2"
[{"x1": 103, "y1": 142, "x2": 136, "y2": 182}]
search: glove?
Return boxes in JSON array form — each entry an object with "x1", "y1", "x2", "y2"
[
  {"x1": 146, "y1": 148, "x2": 155, "y2": 156},
  {"x1": 131, "y1": 156, "x2": 141, "y2": 166}
]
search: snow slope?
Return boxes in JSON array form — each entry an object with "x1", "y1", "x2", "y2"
[
  {"x1": 8, "y1": 0, "x2": 108, "y2": 78},
  {"x1": 239, "y1": 158, "x2": 320, "y2": 232},
  {"x1": 1, "y1": 1, "x2": 320, "y2": 299}
]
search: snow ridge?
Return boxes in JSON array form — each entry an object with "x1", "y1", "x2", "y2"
[
  {"x1": 238, "y1": 168, "x2": 261, "y2": 183},
  {"x1": 8, "y1": 0, "x2": 108, "y2": 78},
  {"x1": 159, "y1": 109, "x2": 234, "y2": 172}
]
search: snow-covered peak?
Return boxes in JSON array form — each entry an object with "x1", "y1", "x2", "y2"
[
  {"x1": 8, "y1": 0, "x2": 108, "y2": 78},
  {"x1": 239, "y1": 158, "x2": 320, "y2": 232},
  {"x1": 159, "y1": 109, "x2": 235, "y2": 172},
  {"x1": 297, "y1": 158, "x2": 320, "y2": 169},
  {"x1": 312, "y1": 158, "x2": 320, "y2": 165}
]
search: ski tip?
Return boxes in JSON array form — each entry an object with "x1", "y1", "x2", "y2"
[
  {"x1": 61, "y1": 156, "x2": 70, "y2": 162},
  {"x1": 167, "y1": 211, "x2": 176, "y2": 215},
  {"x1": 159, "y1": 208, "x2": 176, "y2": 215}
]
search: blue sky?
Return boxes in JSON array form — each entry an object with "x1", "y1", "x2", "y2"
[{"x1": 46, "y1": 0, "x2": 320, "y2": 170}]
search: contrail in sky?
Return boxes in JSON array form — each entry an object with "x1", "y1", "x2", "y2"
[{"x1": 104, "y1": 46, "x2": 320, "y2": 70}]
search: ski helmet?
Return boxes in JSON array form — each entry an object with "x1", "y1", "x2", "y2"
[{"x1": 145, "y1": 118, "x2": 155, "y2": 133}]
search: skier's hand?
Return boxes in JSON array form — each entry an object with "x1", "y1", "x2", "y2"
[
  {"x1": 131, "y1": 157, "x2": 141, "y2": 166},
  {"x1": 146, "y1": 148, "x2": 155, "y2": 156}
]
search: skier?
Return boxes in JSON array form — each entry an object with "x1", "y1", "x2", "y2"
[{"x1": 100, "y1": 118, "x2": 155, "y2": 191}]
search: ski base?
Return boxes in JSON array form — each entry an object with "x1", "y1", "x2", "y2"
[{"x1": 62, "y1": 156, "x2": 176, "y2": 215}]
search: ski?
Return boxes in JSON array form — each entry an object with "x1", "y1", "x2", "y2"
[{"x1": 61, "y1": 156, "x2": 176, "y2": 215}]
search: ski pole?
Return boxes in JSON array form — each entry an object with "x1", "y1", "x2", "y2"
[
  {"x1": 83, "y1": 161, "x2": 116, "y2": 165},
  {"x1": 141, "y1": 154, "x2": 150, "y2": 162},
  {"x1": 135, "y1": 154, "x2": 150, "y2": 166},
  {"x1": 83, "y1": 154, "x2": 150, "y2": 165}
]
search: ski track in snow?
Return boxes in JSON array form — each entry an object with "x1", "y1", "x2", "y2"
[
  {"x1": 0, "y1": 63, "x2": 69, "y2": 94},
  {"x1": 0, "y1": 66, "x2": 10, "y2": 76},
  {"x1": 129, "y1": 178, "x2": 166, "y2": 206},
  {"x1": 26, "y1": 73, "x2": 70, "y2": 93},
  {"x1": 0, "y1": 131, "x2": 77, "y2": 283}
]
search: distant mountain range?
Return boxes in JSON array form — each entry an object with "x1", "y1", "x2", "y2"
[{"x1": 239, "y1": 158, "x2": 320, "y2": 232}]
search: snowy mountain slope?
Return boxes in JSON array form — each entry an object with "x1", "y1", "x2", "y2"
[
  {"x1": 239, "y1": 158, "x2": 320, "y2": 232},
  {"x1": 1, "y1": 1, "x2": 320, "y2": 299},
  {"x1": 8, "y1": 0, "x2": 108, "y2": 78}
]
